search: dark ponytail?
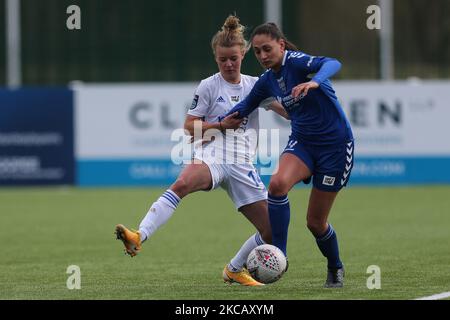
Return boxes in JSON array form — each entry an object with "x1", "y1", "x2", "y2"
[{"x1": 250, "y1": 22, "x2": 298, "y2": 51}]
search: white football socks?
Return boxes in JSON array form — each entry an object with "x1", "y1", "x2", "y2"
[
  {"x1": 228, "y1": 233, "x2": 265, "y2": 272},
  {"x1": 138, "y1": 189, "x2": 180, "y2": 242}
]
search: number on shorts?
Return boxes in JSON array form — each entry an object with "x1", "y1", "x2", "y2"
[{"x1": 248, "y1": 170, "x2": 262, "y2": 187}]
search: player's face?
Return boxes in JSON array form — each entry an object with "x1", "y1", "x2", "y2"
[
  {"x1": 215, "y1": 45, "x2": 244, "y2": 84},
  {"x1": 252, "y1": 34, "x2": 285, "y2": 71}
]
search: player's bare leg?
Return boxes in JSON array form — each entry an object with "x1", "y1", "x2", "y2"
[
  {"x1": 268, "y1": 153, "x2": 311, "y2": 197},
  {"x1": 169, "y1": 161, "x2": 213, "y2": 199},
  {"x1": 240, "y1": 200, "x2": 272, "y2": 244},
  {"x1": 307, "y1": 188, "x2": 344, "y2": 288},
  {"x1": 116, "y1": 162, "x2": 212, "y2": 257},
  {"x1": 306, "y1": 188, "x2": 338, "y2": 236}
]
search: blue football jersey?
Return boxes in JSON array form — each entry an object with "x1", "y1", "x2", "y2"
[{"x1": 227, "y1": 50, "x2": 353, "y2": 145}]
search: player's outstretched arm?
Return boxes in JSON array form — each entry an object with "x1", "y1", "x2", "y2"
[
  {"x1": 220, "y1": 112, "x2": 243, "y2": 130},
  {"x1": 225, "y1": 77, "x2": 270, "y2": 119},
  {"x1": 184, "y1": 115, "x2": 221, "y2": 137},
  {"x1": 291, "y1": 80, "x2": 319, "y2": 99},
  {"x1": 184, "y1": 113, "x2": 242, "y2": 139},
  {"x1": 291, "y1": 57, "x2": 341, "y2": 98},
  {"x1": 225, "y1": 98, "x2": 255, "y2": 119},
  {"x1": 311, "y1": 58, "x2": 341, "y2": 85}
]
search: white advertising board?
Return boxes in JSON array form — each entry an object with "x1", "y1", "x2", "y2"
[{"x1": 75, "y1": 81, "x2": 450, "y2": 186}]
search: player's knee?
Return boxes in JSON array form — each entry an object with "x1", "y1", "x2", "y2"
[
  {"x1": 306, "y1": 218, "x2": 327, "y2": 237},
  {"x1": 170, "y1": 178, "x2": 190, "y2": 198},
  {"x1": 268, "y1": 178, "x2": 289, "y2": 196}
]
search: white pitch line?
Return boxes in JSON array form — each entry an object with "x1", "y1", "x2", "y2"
[{"x1": 415, "y1": 291, "x2": 450, "y2": 300}]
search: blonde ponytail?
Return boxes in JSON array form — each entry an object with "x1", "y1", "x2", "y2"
[{"x1": 211, "y1": 15, "x2": 249, "y2": 54}]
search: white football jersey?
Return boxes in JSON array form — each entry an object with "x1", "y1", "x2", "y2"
[{"x1": 188, "y1": 73, "x2": 262, "y2": 164}]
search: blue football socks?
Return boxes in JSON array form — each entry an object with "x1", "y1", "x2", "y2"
[
  {"x1": 268, "y1": 194, "x2": 290, "y2": 256},
  {"x1": 315, "y1": 224, "x2": 343, "y2": 269}
]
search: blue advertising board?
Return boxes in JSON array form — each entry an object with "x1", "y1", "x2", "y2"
[{"x1": 0, "y1": 88, "x2": 74, "y2": 185}]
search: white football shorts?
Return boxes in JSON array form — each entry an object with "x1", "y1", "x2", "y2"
[{"x1": 196, "y1": 157, "x2": 268, "y2": 209}]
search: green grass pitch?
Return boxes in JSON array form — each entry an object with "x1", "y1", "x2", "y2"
[{"x1": 0, "y1": 186, "x2": 449, "y2": 300}]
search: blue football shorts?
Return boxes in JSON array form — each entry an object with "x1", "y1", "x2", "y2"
[{"x1": 282, "y1": 138, "x2": 354, "y2": 192}]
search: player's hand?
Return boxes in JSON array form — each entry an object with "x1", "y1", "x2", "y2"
[
  {"x1": 291, "y1": 81, "x2": 319, "y2": 98},
  {"x1": 220, "y1": 112, "x2": 242, "y2": 130}
]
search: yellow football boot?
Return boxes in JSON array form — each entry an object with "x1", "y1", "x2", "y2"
[
  {"x1": 222, "y1": 265, "x2": 264, "y2": 286},
  {"x1": 115, "y1": 224, "x2": 142, "y2": 257}
]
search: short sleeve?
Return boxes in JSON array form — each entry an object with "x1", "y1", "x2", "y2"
[
  {"x1": 187, "y1": 80, "x2": 210, "y2": 117},
  {"x1": 287, "y1": 52, "x2": 322, "y2": 75}
]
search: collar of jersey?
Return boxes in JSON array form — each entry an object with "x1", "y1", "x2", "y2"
[
  {"x1": 270, "y1": 51, "x2": 289, "y2": 77},
  {"x1": 218, "y1": 72, "x2": 243, "y2": 89},
  {"x1": 282, "y1": 50, "x2": 289, "y2": 66}
]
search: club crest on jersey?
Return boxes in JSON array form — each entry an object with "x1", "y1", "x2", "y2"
[
  {"x1": 276, "y1": 77, "x2": 287, "y2": 94},
  {"x1": 322, "y1": 175, "x2": 335, "y2": 186},
  {"x1": 216, "y1": 96, "x2": 226, "y2": 103},
  {"x1": 190, "y1": 95, "x2": 199, "y2": 110},
  {"x1": 231, "y1": 95, "x2": 240, "y2": 102}
]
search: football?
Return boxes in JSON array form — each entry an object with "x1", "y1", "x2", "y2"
[{"x1": 246, "y1": 244, "x2": 287, "y2": 284}]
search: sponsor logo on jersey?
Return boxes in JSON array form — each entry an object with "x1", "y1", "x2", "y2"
[
  {"x1": 190, "y1": 95, "x2": 199, "y2": 110},
  {"x1": 231, "y1": 95, "x2": 240, "y2": 102},
  {"x1": 323, "y1": 175, "x2": 336, "y2": 186},
  {"x1": 280, "y1": 94, "x2": 304, "y2": 111},
  {"x1": 216, "y1": 96, "x2": 226, "y2": 103}
]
